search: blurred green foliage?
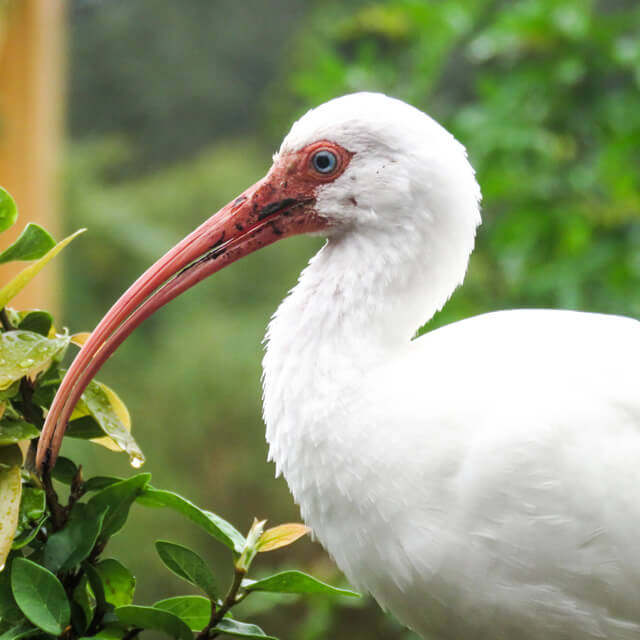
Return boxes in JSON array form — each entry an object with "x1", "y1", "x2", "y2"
[{"x1": 63, "y1": 1, "x2": 639, "y2": 638}]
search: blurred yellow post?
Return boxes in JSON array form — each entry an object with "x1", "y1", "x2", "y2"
[{"x1": 0, "y1": 0, "x2": 65, "y2": 313}]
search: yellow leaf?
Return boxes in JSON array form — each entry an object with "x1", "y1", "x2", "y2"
[
  {"x1": 0, "y1": 465, "x2": 21, "y2": 570},
  {"x1": 16, "y1": 440, "x2": 30, "y2": 460},
  {"x1": 256, "y1": 523, "x2": 310, "y2": 552},
  {"x1": 89, "y1": 382, "x2": 133, "y2": 453},
  {"x1": 70, "y1": 332, "x2": 91, "y2": 347},
  {"x1": 0, "y1": 228, "x2": 86, "y2": 309}
]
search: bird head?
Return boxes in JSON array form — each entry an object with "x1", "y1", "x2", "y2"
[{"x1": 36, "y1": 92, "x2": 481, "y2": 472}]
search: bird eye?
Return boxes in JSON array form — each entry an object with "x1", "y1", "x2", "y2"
[{"x1": 311, "y1": 149, "x2": 337, "y2": 174}]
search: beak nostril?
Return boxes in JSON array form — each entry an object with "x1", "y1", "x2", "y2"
[{"x1": 232, "y1": 196, "x2": 247, "y2": 209}]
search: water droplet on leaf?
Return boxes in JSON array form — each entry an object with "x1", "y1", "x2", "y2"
[
  {"x1": 130, "y1": 454, "x2": 145, "y2": 469},
  {"x1": 19, "y1": 359, "x2": 34, "y2": 368}
]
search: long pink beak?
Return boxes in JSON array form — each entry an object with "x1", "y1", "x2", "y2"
[{"x1": 36, "y1": 172, "x2": 321, "y2": 473}]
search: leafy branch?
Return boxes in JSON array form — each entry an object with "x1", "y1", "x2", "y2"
[{"x1": 0, "y1": 186, "x2": 359, "y2": 640}]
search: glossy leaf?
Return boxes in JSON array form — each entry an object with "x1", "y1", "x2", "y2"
[
  {"x1": 0, "y1": 421, "x2": 39, "y2": 446},
  {"x1": 83, "y1": 562, "x2": 107, "y2": 610},
  {"x1": 0, "y1": 467, "x2": 21, "y2": 570},
  {"x1": 0, "y1": 382, "x2": 19, "y2": 402},
  {"x1": 244, "y1": 571, "x2": 359, "y2": 598},
  {"x1": 66, "y1": 416, "x2": 105, "y2": 440},
  {"x1": 94, "y1": 559, "x2": 136, "y2": 608},
  {"x1": 256, "y1": 523, "x2": 310, "y2": 552},
  {"x1": 155, "y1": 541, "x2": 217, "y2": 599},
  {"x1": 75, "y1": 380, "x2": 144, "y2": 467},
  {"x1": 71, "y1": 578, "x2": 93, "y2": 634},
  {"x1": 15, "y1": 488, "x2": 46, "y2": 538},
  {"x1": 16, "y1": 312, "x2": 53, "y2": 337},
  {"x1": 0, "y1": 553, "x2": 22, "y2": 623},
  {"x1": 0, "y1": 622, "x2": 38, "y2": 640},
  {"x1": 30, "y1": 362, "x2": 62, "y2": 407},
  {"x1": 138, "y1": 488, "x2": 245, "y2": 553},
  {"x1": 42, "y1": 503, "x2": 106, "y2": 572},
  {"x1": 0, "y1": 331, "x2": 70, "y2": 391},
  {"x1": 87, "y1": 473, "x2": 151, "y2": 540},
  {"x1": 0, "y1": 229, "x2": 85, "y2": 309},
  {"x1": 0, "y1": 188, "x2": 18, "y2": 233},
  {"x1": 213, "y1": 619, "x2": 277, "y2": 639},
  {"x1": 50, "y1": 457, "x2": 78, "y2": 485},
  {"x1": 114, "y1": 605, "x2": 192, "y2": 640},
  {"x1": 0, "y1": 224, "x2": 56, "y2": 264},
  {"x1": 153, "y1": 595, "x2": 210, "y2": 631},
  {"x1": 10, "y1": 558, "x2": 70, "y2": 635},
  {"x1": 83, "y1": 476, "x2": 121, "y2": 492},
  {"x1": 0, "y1": 445, "x2": 23, "y2": 469},
  {"x1": 11, "y1": 517, "x2": 46, "y2": 551}
]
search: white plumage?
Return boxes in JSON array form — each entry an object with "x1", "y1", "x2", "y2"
[
  {"x1": 261, "y1": 93, "x2": 640, "y2": 638},
  {"x1": 38, "y1": 92, "x2": 640, "y2": 639}
]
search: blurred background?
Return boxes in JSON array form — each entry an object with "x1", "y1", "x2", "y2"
[{"x1": 1, "y1": 0, "x2": 639, "y2": 638}]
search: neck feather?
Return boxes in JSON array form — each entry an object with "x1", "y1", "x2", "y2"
[{"x1": 262, "y1": 217, "x2": 476, "y2": 480}]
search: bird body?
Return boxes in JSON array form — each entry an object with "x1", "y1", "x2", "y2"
[
  {"x1": 261, "y1": 94, "x2": 640, "y2": 638},
  {"x1": 40, "y1": 93, "x2": 640, "y2": 639},
  {"x1": 266, "y1": 304, "x2": 640, "y2": 638}
]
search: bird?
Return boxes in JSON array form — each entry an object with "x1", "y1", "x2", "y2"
[{"x1": 38, "y1": 92, "x2": 640, "y2": 639}]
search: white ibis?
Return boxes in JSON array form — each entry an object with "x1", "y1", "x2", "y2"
[{"x1": 38, "y1": 93, "x2": 640, "y2": 639}]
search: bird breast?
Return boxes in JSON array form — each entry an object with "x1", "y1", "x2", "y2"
[{"x1": 264, "y1": 301, "x2": 640, "y2": 639}]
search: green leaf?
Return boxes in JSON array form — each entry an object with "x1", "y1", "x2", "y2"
[
  {"x1": 0, "y1": 224, "x2": 56, "y2": 264},
  {"x1": 83, "y1": 476, "x2": 121, "y2": 492},
  {"x1": 42, "y1": 502, "x2": 106, "y2": 572},
  {"x1": 15, "y1": 487, "x2": 46, "y2": 539},
  {"x1": 10, "y1": 557, "x2": 70, "y2": 634},
  {"x1": 0, "y1": 228, "x2": 85, "y2": 309},
  {"x1": 11, "y1": 517, "x2": 46, "y2": 551},
  {"x1": 153, "y1": 596, "x2": 210, "y2": 631},
  {"x1": 0, "y1": 188, "x2": 18, "y2": 233},
  {"x1": 0, "y1": 420, "x2": 40, "y2": 446},
  {"x1": 17, "y1": 312, "x2": 53, "y2": 337},
  {"x1": 80, "y1": 626, "x2": 124, "y2": 640},
  {"x1": 71, "y1": 578, "x2": 92, "y2": 634},
  {"x1": 50, "y1": 457, "x2": 78, "y2": 485},
  {"x1": 66, "y1": 416, "x2": 105, "y2": 439},
  {"x1": 87, "y1": 473, "x2": 151, "y2": 541},
  {"x1": 213, "y1": 619, "x2": 277, "y2": 639},
  {"x1": 76, "y1": 380, "x2": 144, "y2": 467},
  {"x1": 0, "y1": 467, "x2": 21, "y2": 570},
  {"x1": 94, "y1": 559, "x2": 135, "y2": 608},
  {"x1": 0, "y1": 621, "x2": 37, "y2": 640},
  {"x1": 17, "y1": 488, "x2": 45, "y2": 525},
  {"x1": 154, "y1": 541, "x2": 217, "y2": 599},
  {"x1": 0, "y1": 331, "x2": 70, "y2": 391},
  {"x1": 114, "y1": 605, "x2": 192, "y2": 640},
  {"x1": 0, "y1": 445, "x2": 22, "y2": 468},
  {"x1": 0, "y1": 553, "x2": 23, "y2": 624},
  {"x1": 244, "y1": 571, "x2": 360, "y2": 598},
  {"x1": 138, "y1": 488, "x2": 245, "y2": 553},
  {"x1": 0, "y1": 382, "x2": 19, "y2": 402},
  {"x1": 31, "y1": 362, "x2": 62, "y2": 407},
  {"x1": 83, "y1": 563, "x2": 107, "y2": 611}
]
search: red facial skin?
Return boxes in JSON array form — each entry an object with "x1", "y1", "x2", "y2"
[{"x1": 36, "y1": 141, "x2": 353, "y2": 473}]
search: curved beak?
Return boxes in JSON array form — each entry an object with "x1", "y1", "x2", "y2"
[{"x1": 36, "y1": 173, "x2": 321, "y2": 473}]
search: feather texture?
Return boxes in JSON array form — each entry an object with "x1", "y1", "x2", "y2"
[{"x1": 262, "y1": 93, "x2": 640, "y2": 638}]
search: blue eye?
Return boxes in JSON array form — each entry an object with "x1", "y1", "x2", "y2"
[{"x1": 311, "y1": 150, "x2": 337, "y2": 174}]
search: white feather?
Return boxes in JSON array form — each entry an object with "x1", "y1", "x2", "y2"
[{"x1": 262, "y1": 93, "x2": 640, "y2": 639}]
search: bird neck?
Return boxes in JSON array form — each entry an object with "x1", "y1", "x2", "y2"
[{"x1": 262, "y1": 219, "x2": 474, "y2": 477}]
